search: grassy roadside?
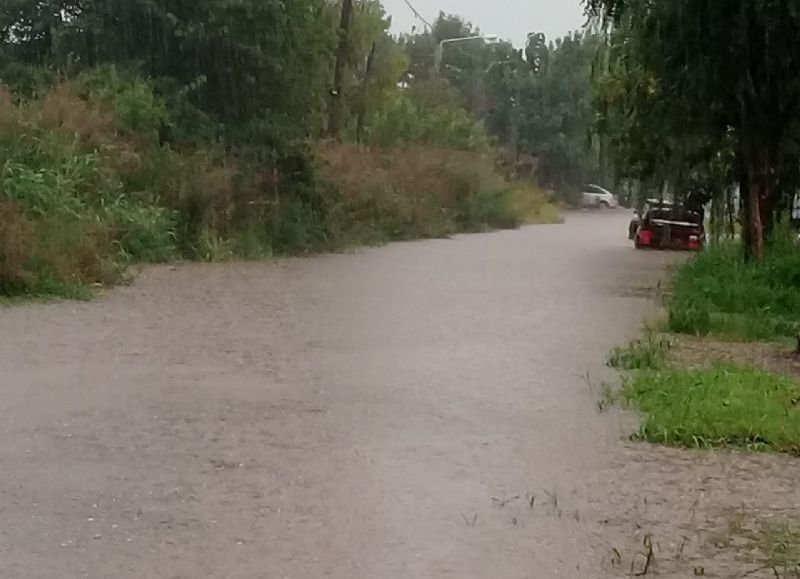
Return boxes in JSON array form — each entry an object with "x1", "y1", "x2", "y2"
[
  {"x1": 606, "y1": 257, "x2": 800, "y2": 574},
  {"x1": 0, "y1": 78, "x2": 560, "y2": 301},
  {"x1": 608, "y1": 235, "x2": 800, "y2": 455},
  {"x1": 625, "y1": 364, "x2": 800, "y2": 452},
  {"x1": 609, "y1": 330, "x2": 800, "y2": 455},
  {"x1": 667, "y1": 238, "x2": 800, "y2": 341}
]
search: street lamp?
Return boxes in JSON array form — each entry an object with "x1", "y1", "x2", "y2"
[{"x1": 434, "y1": 34, "x2": 499, "y2": 75}]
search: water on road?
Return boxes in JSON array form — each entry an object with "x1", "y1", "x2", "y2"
[{"x1": 2, "y1": 212, "x2": 798, "y2": 578}]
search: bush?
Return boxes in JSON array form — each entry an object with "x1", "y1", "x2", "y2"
[
  {"x1": 0, "y1": 82, "x2": 176, "y2": 295},
  {"x1": 365, "y1": 84, "x2": 492, "y2": 152},
  {"x1": 76, "y1": 67, "x2": 169, "y2": 139},
  {"x1": 0, "y1": 202, "x2": 33, "y2": 292}
]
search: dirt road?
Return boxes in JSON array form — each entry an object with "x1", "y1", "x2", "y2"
[{"x1": 2, "y1": 212, "x2": 799, "y2": 578}]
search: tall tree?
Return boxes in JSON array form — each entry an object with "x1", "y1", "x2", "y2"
[
  {"x1": 1, "y1": 0, "x2": 337, "y2": 140},
  {"x1": 587, "y1": 0, "x2": 800, "y2": 260}
]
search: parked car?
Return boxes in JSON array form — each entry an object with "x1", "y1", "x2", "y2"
[
  {"x1": 633, "y1": 207, "x2": 705, "y2": 251},
  {"x1": 628, "y1": 199, "x2": 675, "y2": 239},
  {"x1": 581, "y1": 184, "x2": 618, "y2": 209}
]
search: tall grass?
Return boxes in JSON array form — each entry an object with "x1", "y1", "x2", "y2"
[
  {"x1": 0, "y1": 85, "x2": 176, "y2": 296},
  {"x1": 667, "y1": 236, "x2": 800, "y2": 340},
  {"x1": 320, "y1": 144, "x2": 559, "y2": 245},
  {"x1": 607, "y1": 333, "x2": 671, "y2": 370},
  {"x1": 0, "y1": 76, "x2": 559, "y2": 298}
]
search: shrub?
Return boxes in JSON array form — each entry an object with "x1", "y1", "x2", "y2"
[
  {"x1": 365, "y1": 86, "x2": 492, "y2": 152},
  {"x1": 0, "y1": 82, "x2": 176, "y2": 295},
  {"x1": 75, "y1": 67, "x2": 168, "y2": 139}
]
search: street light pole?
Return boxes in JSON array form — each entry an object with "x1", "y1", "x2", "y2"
[{"x1": 434, "y1": 34, "x2": 499, "y2": 75}]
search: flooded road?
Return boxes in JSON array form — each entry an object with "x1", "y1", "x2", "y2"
[{"x1": 2, "y1": 212, "x2": 799, "y2": 578}]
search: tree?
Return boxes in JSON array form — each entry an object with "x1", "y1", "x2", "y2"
[
  {"x1": 1, "y1": 0, "x2": 337, "y2": 141},
  {"x1": 514, "y1": 32, "x2": 605, "y2": 200},
  {"x1": 587, "y1": 0, "x2": 800, "y2": 260}
]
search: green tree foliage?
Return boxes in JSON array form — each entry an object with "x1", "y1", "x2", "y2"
[
  {"x1": 1, "y1": 0, "x2": 337, "y2": 141},
  {"x1": 0, "y1": 2, "x2": 564, "y2": 297},
  {"x1": 515, "y1": 32, "x2": 603, "y2": 199},
  {"x1": 398, "y1": 14, "x2": 606, "y2": 202},
  {"x1": 587, "y1": 0, "x2": 800, "y2": 260},
  {"x1": 364, "y1": 79, "x2": 490, "y2": 150}
]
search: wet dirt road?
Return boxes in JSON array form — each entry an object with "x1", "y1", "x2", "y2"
[{"x1": 2, "y1": 212, "x2": 799, "y2": 579}]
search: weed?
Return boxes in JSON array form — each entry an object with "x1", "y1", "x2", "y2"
[
  {"x1": 596, "y1": 381, "x2": 618, "y2": 413},
  {"x1": 608, "y1": 334, "x2": 671, "y2": 370},
  {"x1": 757, "y1": 524, "x2": 800, "y2": 577}
]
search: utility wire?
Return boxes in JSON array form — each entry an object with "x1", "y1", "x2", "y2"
[{"x1": 401, "y1": 0, "x2": 433, "y2": 30}]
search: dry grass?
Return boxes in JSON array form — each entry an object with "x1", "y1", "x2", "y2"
[
  {"x1": 35, "y1": 83, "x2": 120, "y2": 147},
  {"x1": 322, "y1": 144, "x2": 488, "y2": 203},
  {"x1": 0, "y1": 203, "x2": 33, "y2": 290},
  {"x1": 320, "y1": 143, "x2": 560, "y2": 243}
]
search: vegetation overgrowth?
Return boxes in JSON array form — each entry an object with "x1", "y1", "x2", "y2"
[
  {"x1": 667, "y1": 237, "x2": 800, "y2": 341},
  {"x1": 588, "y1": 0, "x2": 800, "y2": 261},
  {"x1": 0, "y1": 2, "x2": 594, "y2": 298},
  {"x1": 609, "y1": 235, "x2": 800, "y2": 456},
  {"x1": 0, "y1": 75, "x2": 557, "y2": 298}
]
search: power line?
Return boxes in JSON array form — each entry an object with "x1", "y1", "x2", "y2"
[{"x1": 401, "y1": 0, "x2": 433, "y2": 30}]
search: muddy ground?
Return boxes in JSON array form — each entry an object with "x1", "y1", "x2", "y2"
[{"x1": 1, "y1": 212, "x2": 798, "y2": 578}]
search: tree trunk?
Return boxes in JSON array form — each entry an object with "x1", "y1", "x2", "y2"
[
  {"x1": 710, "y1": 188, "x2": 721, "y2": 245},
  {"x1": 743, "y1": 144, "x2": 770, "y2": 262},
  {"x1": 328, "y1": 0, "x2": 353, "y2": 140},
  {"x1": 726, "y1": 186, "x2": 736, "y2": 239},
  {"x1": 356, "y1": 41, "x2": 377, "y2": 146}
]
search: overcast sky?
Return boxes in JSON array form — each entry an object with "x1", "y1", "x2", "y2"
[{"x1": 382, "y1": 0, "x2": 587, "y2": 48}]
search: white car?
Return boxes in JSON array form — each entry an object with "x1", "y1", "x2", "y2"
[{"x1": 581, "y1": 184, "x2": 618, "y2": 209}]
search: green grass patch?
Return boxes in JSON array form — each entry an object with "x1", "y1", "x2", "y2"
[
  {"x1": 667, "y1": 238, "x2": 800, "y2": 340},
  {"x1": 624, "y1": 365, "x2": 800, "y2": 453}
]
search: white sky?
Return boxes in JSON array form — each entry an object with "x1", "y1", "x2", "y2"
[{"x1": 382, "y1": 0, "x2": 588, "y2": 47}]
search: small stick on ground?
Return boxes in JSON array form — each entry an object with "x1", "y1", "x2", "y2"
[
  {"x1": 741, "y1": 566, "x2": 770, "y2": 578},
  {"x1": 632, "y1": 535, "x2": 655, "y2": 577},
  {"x1": 491, "y1": 495, "x2": 520, "y2": 509}
]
